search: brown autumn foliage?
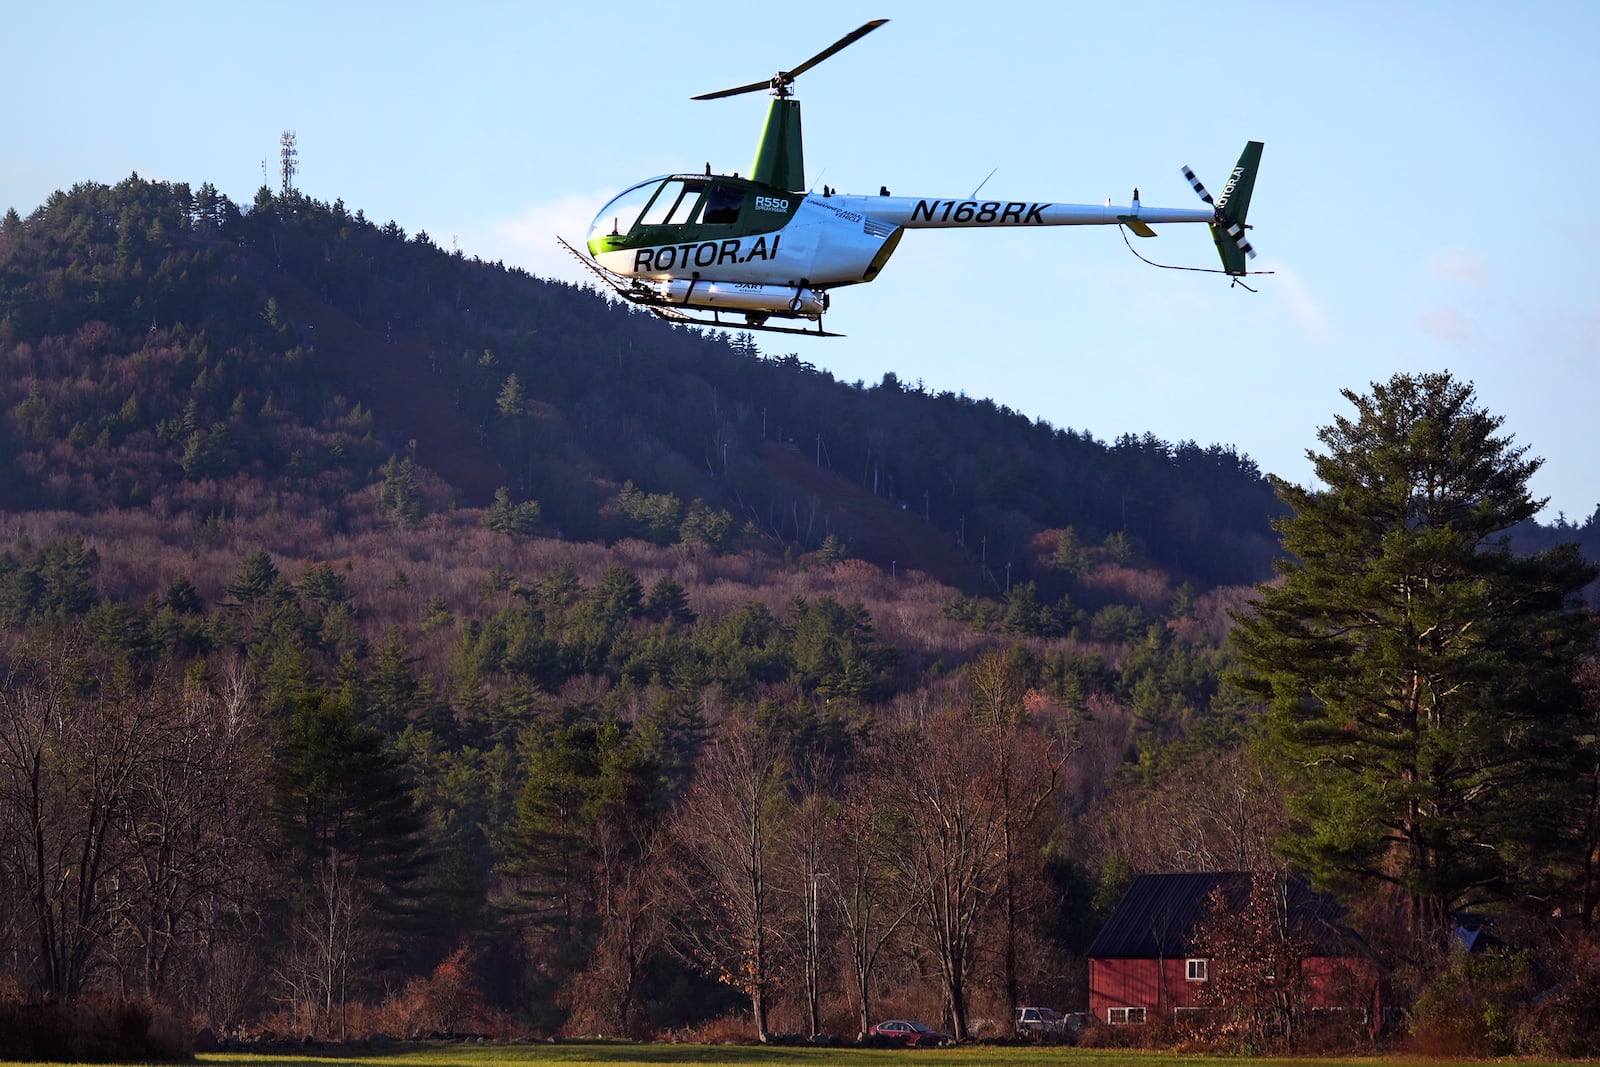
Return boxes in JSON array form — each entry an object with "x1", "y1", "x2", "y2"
[
  {"x1": 0, "y1": 993, "x2": 195, "y2": 1062},
  {"x1": 379, "y1": 946, "x2": 499, "y2": 1038}
]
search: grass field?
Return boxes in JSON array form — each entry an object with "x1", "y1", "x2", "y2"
[
  {"x1": 112, "y1": 1042, "x2": 1583, "y2": 1067},
  {"x1": 5, "y1": 1040, "x2": 1593, "y2": 1067}
]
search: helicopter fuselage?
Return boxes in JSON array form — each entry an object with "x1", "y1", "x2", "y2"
[
  {"x1": 587, "y1": 175, "x2": 899, "y2": 295},
  {"x1": 584, "y1": 172, "x2": 1216, "y2": 322}
]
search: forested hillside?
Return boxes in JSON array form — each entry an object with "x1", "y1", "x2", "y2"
[
  {"x1": 2, "y1": 176, "x2": 1598, "y2": 1056},
  {"x1": 1, "y1": 175, "x2": 1294, "y2": 588}
]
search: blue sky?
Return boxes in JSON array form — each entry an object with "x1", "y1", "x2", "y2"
[{"x1": 6, "y1": 1, "x2": 1596, "y2": 522}]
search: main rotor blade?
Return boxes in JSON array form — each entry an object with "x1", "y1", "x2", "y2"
[
  {"x1": 691, "y1": 18, "x2": 888, "y2": 100},
  {"x1": 786, "y1": 18, "x2": 888, "y2": 82},
  {"x1": 691, "y1": 80, "x2": 773, "y2": 101}
]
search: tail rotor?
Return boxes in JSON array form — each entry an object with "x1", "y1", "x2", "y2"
[{"x1": 1181, "y1": 142, "x2": 1263, "y2": 275}]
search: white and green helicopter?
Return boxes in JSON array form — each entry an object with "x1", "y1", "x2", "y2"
[{"x1": 561, "y1": 19, "x2": 1263, "y2": 337}]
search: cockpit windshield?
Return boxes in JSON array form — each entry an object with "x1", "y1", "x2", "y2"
[
  {"x1": 589, "y1": 178, "x2": 665, "y2": 242},
  {"x1": 588, "y1": 177, "x2": 747, "y2": 245}
]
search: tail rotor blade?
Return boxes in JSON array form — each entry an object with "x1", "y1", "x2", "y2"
[
  {"x1": 1225, "y1": 221, "x2": 1257, "y2": 259},
  {"x1": 1181, "y1": 165, "x2": 1214, "y2": 206}
]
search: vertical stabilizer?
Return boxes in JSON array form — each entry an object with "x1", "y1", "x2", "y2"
[
  {"x1": 751, "y1": 98, "x2": 805, "y2": 191},
  {"x1": 1208, "y1": 141, "x2": 1263, "y2": 275}
]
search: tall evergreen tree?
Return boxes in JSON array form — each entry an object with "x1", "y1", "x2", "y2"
[
  {"x1": 485, "y1": 486, "x2": 541, "y2": 538},
  {"x1": 1232, "y1": 372, "x2": 1597, "y2": 958},
  {"x1": 226, "y1": 549, "x2": 281, "y2": 605},
  {"x1": 502, "y1": 719, "x2": 664, "y2": 1030},
  {"x1": 378, "y1": 455, "x2": 424, "y2": 526},
  {"x1": 271, "y1": 690, "x2": 432, "y2": 973}
]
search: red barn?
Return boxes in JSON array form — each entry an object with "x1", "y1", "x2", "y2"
[{"x1": 1086, "y1": 871, "x2": 1382, "y2": 1028}]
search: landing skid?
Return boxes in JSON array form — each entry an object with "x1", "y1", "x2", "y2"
[
  {"x1": 643, "y1": 303, "x2": 845, "y2": 338},
  {"x1": 557, "y1": 237, "x2": 844, "y2": 338}
]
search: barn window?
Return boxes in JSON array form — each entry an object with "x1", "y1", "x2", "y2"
[
  {"x1": 1107, "y1": 1007, "x2": 1146, "y2": 1025},
  {"x1": 1186, "y1": 958, "x2": 1209, "y2": 981}
]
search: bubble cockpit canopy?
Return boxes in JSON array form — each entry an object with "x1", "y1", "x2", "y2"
[{"x1": 587, "y1": 176, "x2": 749, "y2": 248}]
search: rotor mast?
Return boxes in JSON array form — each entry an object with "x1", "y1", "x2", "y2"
[{"x1": 692, "y1": 19, "x2": 887, "y2": 192}]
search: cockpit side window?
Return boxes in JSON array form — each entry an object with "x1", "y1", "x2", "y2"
[
  {"x1": 701, "y1": 183, "x2": 744, "y2": 225},
  {"x1": 639, "y1": 179, "x2": 706, "y2": 227}
]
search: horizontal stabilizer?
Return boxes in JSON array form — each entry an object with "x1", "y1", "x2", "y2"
[{"x1": 1118, "y1": 217, "x2": 1158, "y2": 238}]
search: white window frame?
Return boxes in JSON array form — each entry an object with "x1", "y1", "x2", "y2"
[
  {"x1": 1186, "y1": 958, "x2": 1209, "y2": 982},
  {"x1": 1106, "y1": 1006, "x2": 1146, "y2": 1025}
]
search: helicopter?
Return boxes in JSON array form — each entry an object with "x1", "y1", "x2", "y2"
[{"x1": 560, "y1": 19, "x2": 1263, "y2": 337}]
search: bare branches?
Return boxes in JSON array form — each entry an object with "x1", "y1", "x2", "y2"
[
  {"x1": 660, "y1": 713, "x2": 789, "y2": 1040},
  {"x1": 0, "y1": 641, "x2": 272, "y2": 1001}
]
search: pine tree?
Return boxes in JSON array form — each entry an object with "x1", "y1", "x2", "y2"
[
  {"x1": 496, "y1": 372, "x2": 526, "y2": 418},
  {"x1": 502, "y1": 719, "x2": 664, "y2": 1030},
  {"x1": 272, "y1": 690, "x2": 432, "y2": 959},
  {"x1": 644, "y1": 576, "x2": 694, "y2": 624},
  {"x1": 379, "y1": 455, "x2": 424, "y2": 526},
  {"x1": 1232, "y1": 372, "x2": 1597, "y2": 956},
  {"x1": 1052, "y1": 526, "x2": 1086, "y2": 577},
  {"x1": 226, "y1": 549, "x2": 281, "y2": 604},
  {"x1": 485, "y1": 486, "x2": 540, "y2": 538}
]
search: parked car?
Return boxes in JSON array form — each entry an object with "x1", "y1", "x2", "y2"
[
  {"x1": 869, "y1": 1019, "x2": 955, "y2": 1046},
  {"x1": 1015, "y1": 1006, "x2": 1069, "y2": 1038},
  {"x1": 1016, "y1": 1007, "x2": 1094, "y2": 1042}
]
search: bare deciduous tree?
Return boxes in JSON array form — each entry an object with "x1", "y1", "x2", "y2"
[
  {"x1": 827, "y1": 765, "x2": 912, "y2": 1038},
  {"x1": 0, "y1": 646, "x2": 148, "y2": 997},
  {"x1": 1088, "y1": 744, "x2": 1287, "y2": 875},
  {"x1": 877, "y1": 710, "x2": 1007, "y2": 1040},
  {"x1": 966, "y1": 648, "x2": 1080, "y2": 1022},
  {"x1": 871, "y1": 651, "x2": 1081, "y2": 1041},
  {"x1": 661, "y1": 713, "x2": 789, "y2": 1040},
  {"x1": 1, "y1": 644, "x2": 274, "y2": 1010},
  {"x1": 565, "y1": 821, "x2": 667, "y2": 1037},
  {"x1": 276, "y1": 850, "x2": 371, "y2": 1039},
  {"x1": 117, "y1": 659, "x2": 272, "y2": 1000},
  {"x1": 1193, "y1": 871, "x2": 1320, "y2": 1052},
  {"x1": 787, "y1": 753, "x2": 835, "y2": 1040}
]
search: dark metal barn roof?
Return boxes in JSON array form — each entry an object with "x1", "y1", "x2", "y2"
[{"x1": 1086, "y1": 870, "x2": 1364, "y2": 959}]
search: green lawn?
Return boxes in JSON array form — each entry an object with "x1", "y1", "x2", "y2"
[
  {"x1": 4, "y1": 1043, "x2": 1590, "y2": 1067},
  {"x1": 147, "y1": 1043, "x2": 1585, "y2": 1067}
]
